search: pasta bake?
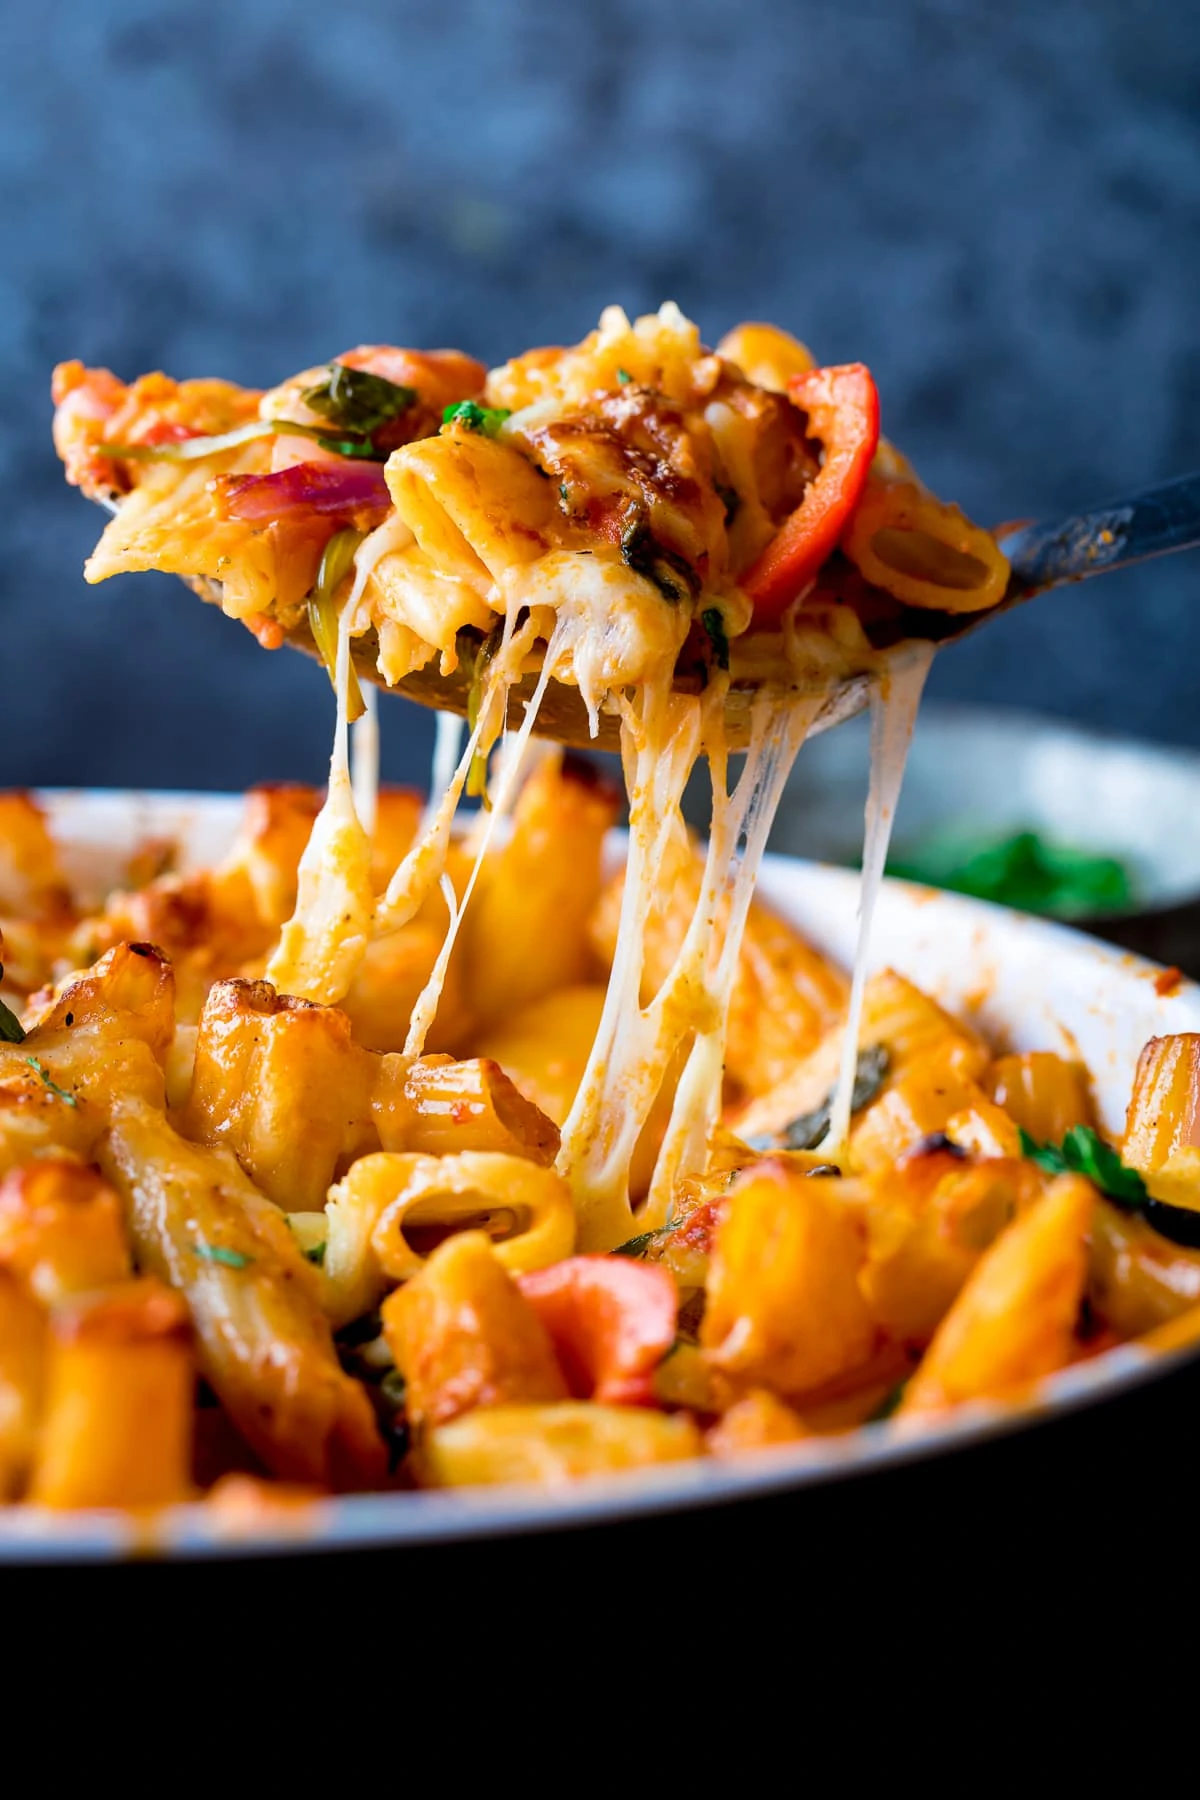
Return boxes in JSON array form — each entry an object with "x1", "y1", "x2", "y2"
[{"x1": 0, "y1": 304, "x2": 1184, "y2": 1514}]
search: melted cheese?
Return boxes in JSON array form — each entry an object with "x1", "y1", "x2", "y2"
[
  {"x1": 556, "y1": 676, "x2": 825, "y2": 1248},
  {"x1": 264, "y1": 592, "x2": 374, "y2": 1003},
  {"x1": 822, "y1": 642, "x2": 934, "y2": 1152}
]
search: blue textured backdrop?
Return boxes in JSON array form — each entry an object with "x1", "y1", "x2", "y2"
[{"x1": 2, "y1": 0, "x2": 1198, "y2": 789}]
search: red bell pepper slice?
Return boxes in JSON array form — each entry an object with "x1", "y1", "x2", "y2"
[
  {"x1": 741, "y1": 363, "x2": 880, "y2": 624},
  {"x1": 517, "y1": 1256, "x2": 678, "y2": 1407}
]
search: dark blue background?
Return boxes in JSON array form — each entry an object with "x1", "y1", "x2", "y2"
[{"x1": 3, "y1": 0, "x2": 1198, "y2": 790}]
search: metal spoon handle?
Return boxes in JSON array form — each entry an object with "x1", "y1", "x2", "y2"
[{"x1": 1001, "y1": 471, "x2": 1200, "y2": 592}]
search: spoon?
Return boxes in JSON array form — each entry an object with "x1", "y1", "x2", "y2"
[{"x1": 179, "y1": 469, "x2": 1200, "y2": 753}]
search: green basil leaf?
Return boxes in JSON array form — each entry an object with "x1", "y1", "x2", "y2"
[{"x1": 303, "y1": 363, "x2": 416, "y2": 436}]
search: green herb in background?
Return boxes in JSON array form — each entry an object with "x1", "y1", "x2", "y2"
[{"x1": 888, "y1": 828, "x2": 1135, "y2": 919}]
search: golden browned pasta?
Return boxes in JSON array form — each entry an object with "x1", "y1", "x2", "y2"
[
  {"x1": 1122, "y1": 1034, "x2": 1200, "y2": 1176},
  {"x1": 382, "y1": 1231, "x2": 568, "y2": 1429},
  {"x1": 0, "y1": 1268, "x2": 46, "y2": 1500},
  {"x1": 901, "y1": 1175, "x2": 1094, "y2": 1415},
  {"x1": 12, "y1": 311, "x2": 1187, "y2": 1511},
  {"x1": 0, "y1": 792, "x2": 71, "y2": 918},
  {"x1": 859, "y1": 1149, "x2": 1040, "y2": 1345},
  {"x1": 1088, "y1": 1199, "x2": 1200, "y2": 1338},
  {"x1": 0, "y1": 1159, "x2": 131, "y2": 1304},
  {"x1": 28, "y1": 1278, "x2": 193, "y2": 1510},
  {"x1": 322, "y1": 1149, "x2": 575, "y2": 1328},
  {"x1": 415, "y1": 1402, "x2": 703, "y2": 1487},
  {"x1": 102, "y1": 1096, "x2": 385, "y2": 1488},
  {"x1": 378, "y1": 1054, "x2": 560, "y2": 1164},
  {"x1": 701, "y1": 1162, "x2": 875, "y2": 1396},
  {"x1": 987, "y1": 1052, "x2": 1096, "y2": 1146},
  {"x1": 705, "y1": 1389, "x2": 810, "y2": 1457},
  {"x1": 462, "y1": 753, "x2": 619, "y2": 1031},
  {"x1": 182, "y1": 978, "x2": 376, "y2": 1211},
  {"x1": 844, "y1": 478, "x2": 1010, "y2": 614}
]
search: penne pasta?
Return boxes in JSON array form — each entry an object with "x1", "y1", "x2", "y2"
[
  {"x1": 376, "y1": 1054, "x2": 560, "y2": 1164},
  {"x1": 182, "y1": 978, "x2": 376, "y2": 1211},
  {"x1": 102, "y1": 1096, "x2": 385, "y2": 1488},
  {"x1": 382, "y1": 1231, "x2": 568, "y2": 1429},
  {"x1": 0, "y1": 1269, "x2": 46, "y2": 1500},
  {"x1": 900, "y1": 1175, "x2": 1093, "y2": 1416},
  {"x1": 415, "y1": 1402, "x2": 703, "y2": 1487},
  {"x1": 323, "y1": 1149, "x2": 575, "y2": 1328},
  {"x1": 28, "y1": 1278, "x2": 193, "y2": 1510},
  {"x1": 0, "y1": 1159, "x2": 131, "y2": 1304},
  {"x1": 462, "y1": 752, "x2": 619, "y2": 1030}
]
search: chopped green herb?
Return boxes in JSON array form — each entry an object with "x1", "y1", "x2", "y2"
[
  {"x1": 25, "y1": 1056, "x2": 76, "y2": 1107},
  {"x1": 616, "y1": 367, "x2": 633, "y2": 384},
  {"x1": 442, "y1": 400, "x2": 512, "y2": 436},
  {"x1": 745, "y1": 1045, "x2": 889, "y2": 1153},
  {"x1": 302, "y1": 363, "x2": 416, "y2": 437},
  {"x1": 307, "y1": 529, "x2": 367, "y2": 721},
  {"x1": 379, "y1": 1368, "x2": 408, "y2": 1410},
  {"x1": 1018, "y1": 1125, "x2": 1148, "y2": 1209},
  {"x1": 558, "y1": 482, "x2": 571, "y2": 508},
  {"x1": 337, "y1": 1309, "x2": 383, "y2": 1348},
  {"x1": 715, "y1": 481, "x2": 741, "y2": 525},
  {"x1": 194, "y1": 1242, "x2": 254, "y2": 1269},
  {"x1": 619, "y1": 518, "x2": 699, "y2": 604},
  {"x1": 0, "y1": 985, "x2": 24, "y2": 1044},
  {"x1": 889, "y1": 830, "x2": 1135, "y2": 920},
  {"x1": 867, "y1": 1381, "x2": 907, "y2": 1423},
  {"x1": 701, "y1": 606, "x2": 730, "y2": 671},
  {"x1": 612, "y1": 1217, "x2": 681, "y2": 1259},
  {"x1": 304, "y1": 1242, "x2": 327, "y2": 1267}
]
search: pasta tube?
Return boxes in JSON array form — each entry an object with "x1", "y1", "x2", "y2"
[
  {"x1": 0, "y1": 791, "x2": 70, "y2": 917},
  {"x1": 374, "y1": 1055, "x2": 560, "y2": 1164},
  {"x1": 844, "y1": 478, "x2": 1009, "y2": 614},
  {"x1": 987, "y1": 1052, "x2": 1096, "y2": 1146},
  {"x1": 415, "y1": 1402, "x2": 702, "y2": 1488},
  {"x1": 462, "y1": 753, "x2": 619, "y2": 1030},
  {"x1": 1122, "y1": 1034, "x2": 1200, "y2": 1177},
  {"x1": 706, "y1": 1390, "x2": 809, "y2": 1457},
  {"x1": 1088, "y1": 1199, "x2": 1200, "y2": 1338},
  {"x1": 323, "y1": 1149, "x2": 576, "y2": 1328},
  {"x1": 860, "y1": 1149, "x2": 1039, "y2": 1344},
  {"x1": 701, "y1": 1162, "x2": 876, "y2": 1395},
  {"x1": 28, "y1": 1278, "x2": 193, "y2": 1510},
  {"x1": 0, "y1": 1159, "x2": 131, "y2": 1304},
  {"x1": 0, "y1": 1268, "x2": 45, "y2": 1500},
  {"x1": 103, "y1": 1097, "x2": 385, "y2": 1488},
  {"x1": 900, "y1": 1174, "x2": 1093, "y2": 1415},
  {"x1": 382, "y1": 1231, "x2": 567, "y2": 1428},
  {"x1": 182, "y1": 978, "x2": 376, "y2": 1211}
]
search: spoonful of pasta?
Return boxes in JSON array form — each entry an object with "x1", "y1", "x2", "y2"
[{"x1": 52, "y1": 307, "x2": 1200, "y2": 755}]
